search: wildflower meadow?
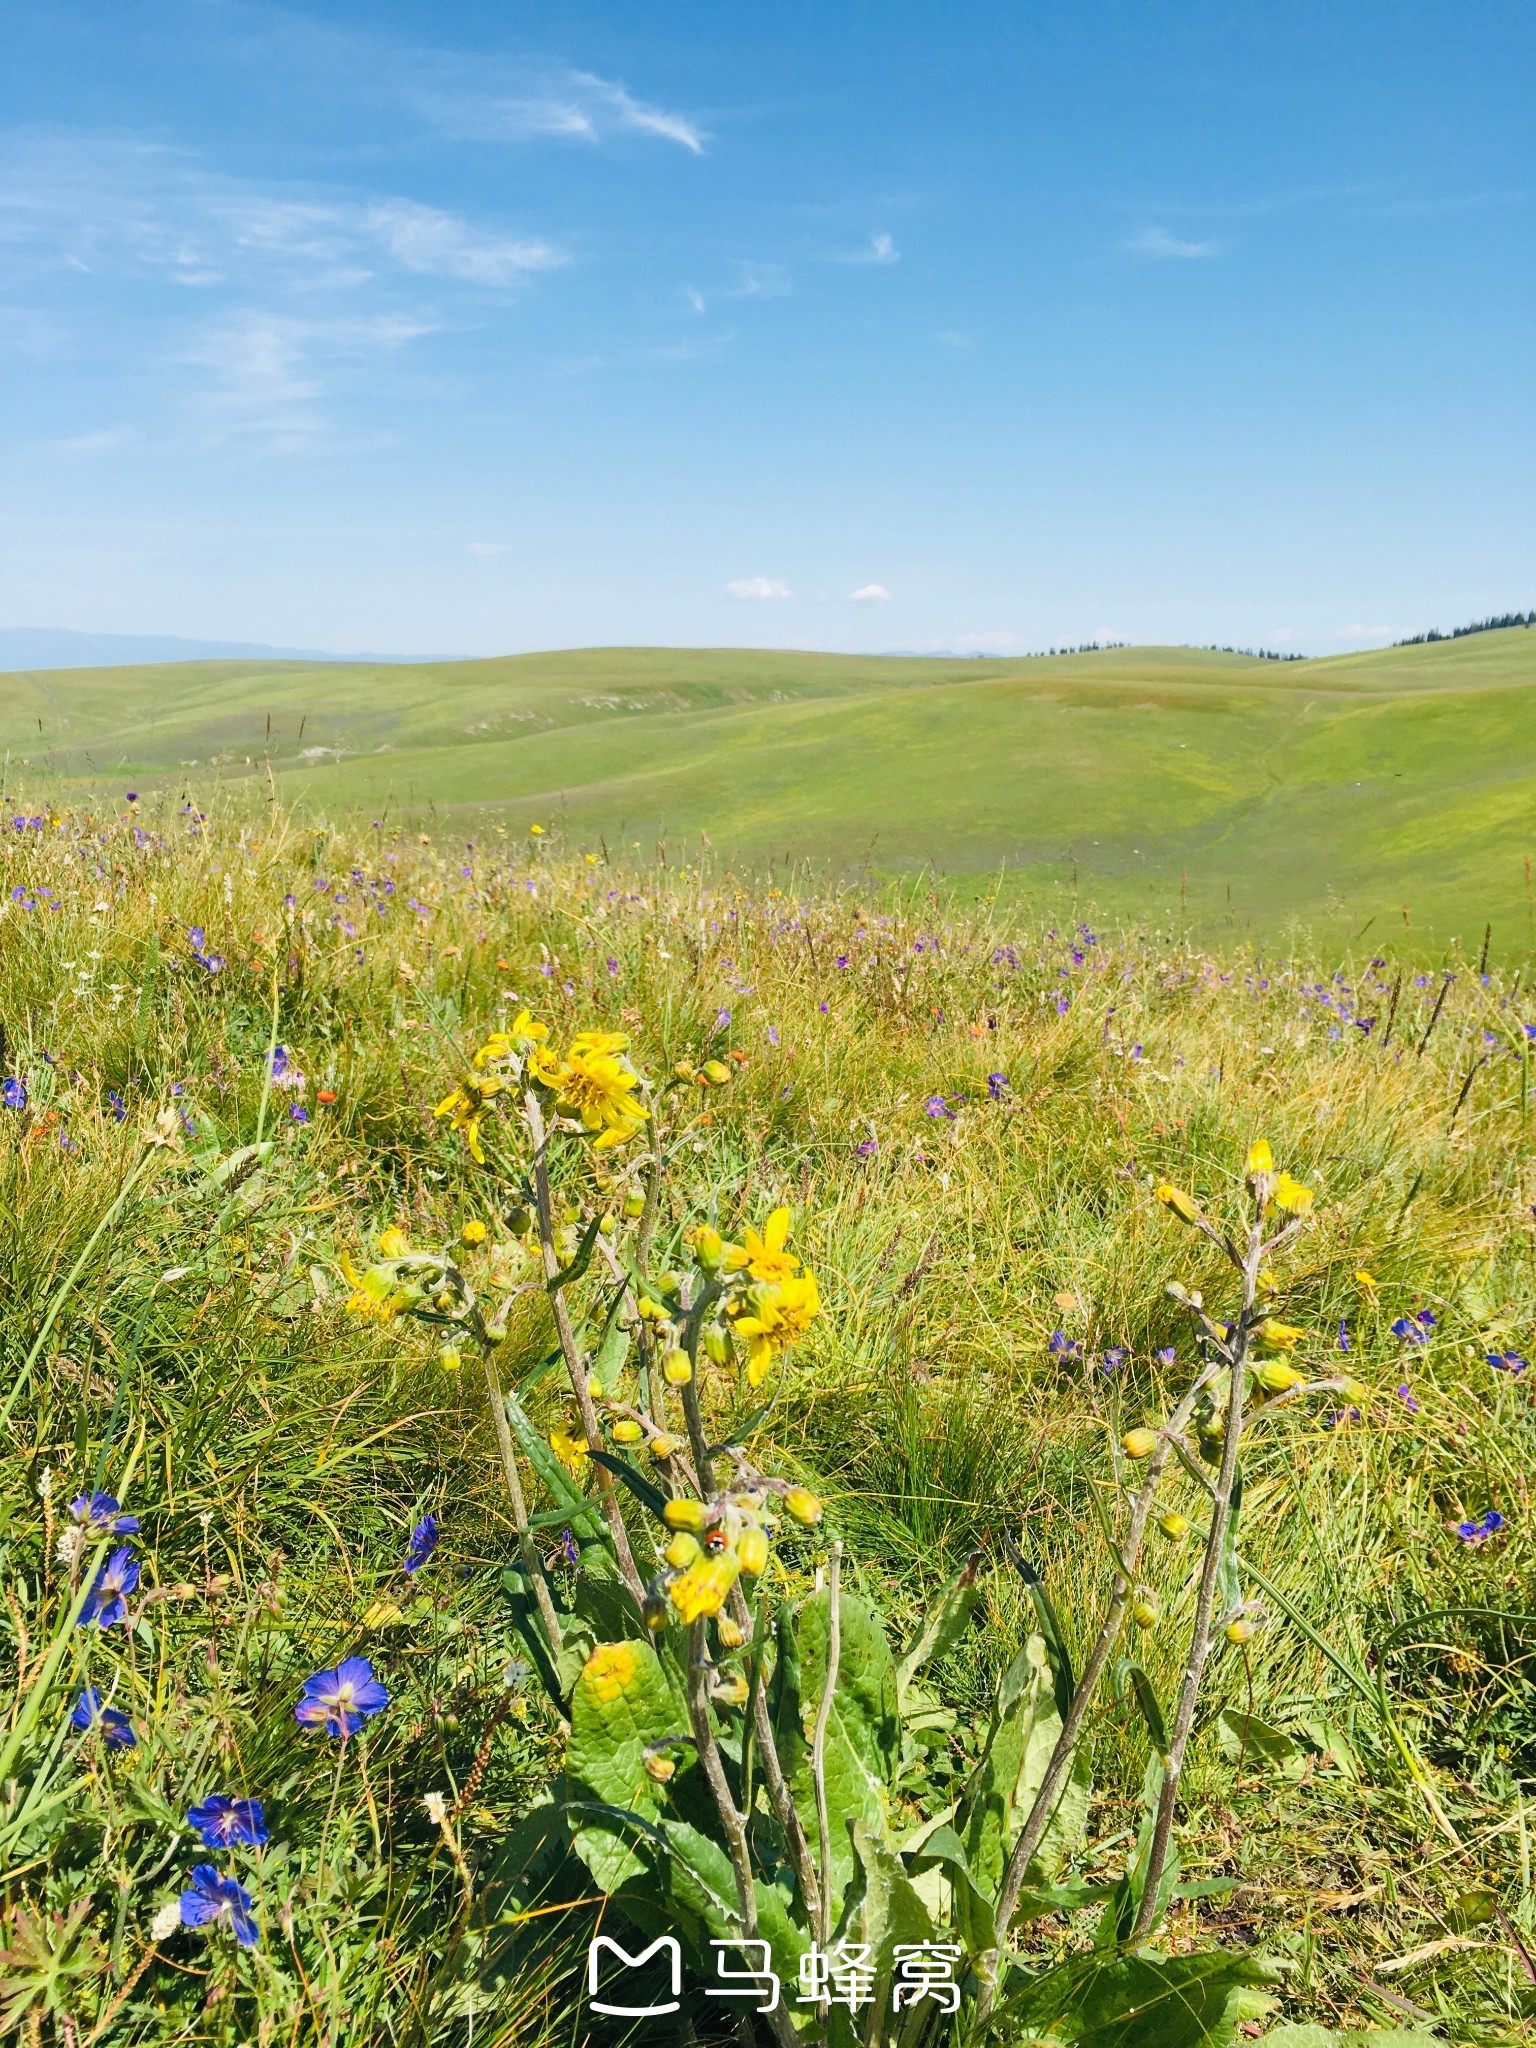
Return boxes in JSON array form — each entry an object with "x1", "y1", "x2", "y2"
[{"x1": 1, "y1": 793, "x2": 1534, "y2": 2047}]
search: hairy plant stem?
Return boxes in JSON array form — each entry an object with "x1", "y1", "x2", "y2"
[
  {"x1": 522, "y1": 1089, "x2": 643, "y2": 1600},
  {"x1": 476, "y1": 1331, "x2": 562, "y2": 1655},
  {"x1": 685, "y1": 1623, "x2": 798, "y2": 2048},
  {"x1": 811, "y1": 1540, "x2": 844, "y2": 1954},
  {"x1": 982, "y1": 1354, "x2": 1224, "y2": 2010},
  {"x1": 1129, "y1": 1211, "x2": 1262, "y2": 1942}
]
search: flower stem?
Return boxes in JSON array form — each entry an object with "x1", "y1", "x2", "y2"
[{"x1": 478, "y1": 1332, "x2": 562, "y2": 1655}]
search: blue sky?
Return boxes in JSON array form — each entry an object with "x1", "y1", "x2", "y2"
[{"x1": 3, "y1": 0, "x2": 1532, "y2": 657}]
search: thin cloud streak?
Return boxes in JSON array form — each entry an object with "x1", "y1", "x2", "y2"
[{"x1": 1123, "y1": 224, "x2": 1221, "y2": 260}]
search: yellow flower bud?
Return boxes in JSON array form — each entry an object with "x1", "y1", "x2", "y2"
[
  {"x1": 664, "y1": 1531, "x2": 702, "y2": 1569},
  {"x1": 378, "y1": 1227, "x2": 409, "y2": 1258},
  {"x1": 437, "y1": 1344, "x2": 462, "y2": 1373},
  {"x1": 717, "y1": 1618, "x2": 745, "y2": 1650},
  {"x1": 737, "y1": 1526, "x2": 770, "y2": 1576},
  {"x1": 649, "y1": 1434, "x2": 679, "y2": 1460},
  {"x1": 702, "y1": 1060, "x2": 731, "y2": 1086},
  {"x1": 1244, "y1": 1138, "x2": 1274, "y2": 1177},
  {"x1": 1224, "y1": 1617, "x2": 1256, "y2": 1645},
  {"x1": 783, "y1": 1486, "x2": 823, "y2": 1527},
  {"x1": 461, "y1": 1220, "x2": 487, "y2": 1245},
  {"x1": 669, "y1": 1551, "x2": 740, "y2": 1623},
  {"x1": 612, "y1": 1419, "x2": 644, "y2": 1444},
  {"x1": 662, "y1": 1497, "x2": 708, "y2": 1533},
  {"x1": 715, "y1": 1673, "x2": 749, "y2": 1707},
  {"x1": 1340, "y1": 1378, "x2": 1371, "y2": 1407},
  {"x1": 1256, "y1": 1319, "x2": 1304, "y2": 1352},
  {"x1": 702, "y1": 1323, "x2": 732, "y2": 1366},
  {"x1": 1122, "y1": 1428, "x2": 1159, "y2": 1460},
  {"x1": 692, "y1": 1225, "x2": 725, "y2": 1271},
  {"x1": 1131, "y1": 1592, "x2": 1160, "y2": 1629},
  {"x1": 1154, "y1": 1182, "x2": 1201, "y2": 1225},
  {"x1": 662, "y1": 1348, "x2": 693, "y2": 1386},
  {"x1": 1271, "y1": 1172, "x2": 1314, "y2": 1216},
  {"x1": 587, "y1": 1374, "x2": 606, "y2": 1398},
  {"x1": 643, "y1": 1751, "x2": 676, "y2": 1783},
  {"x1": 1254, "y1": 1360, "x2": 1303, "y2": 1394},
  {"x1": 1157, "y1": 1512, "x2": 1190, "y2": 1540},
  {"x1": 623, "y1": 1190, "x2": 646, "y2": 1219}
]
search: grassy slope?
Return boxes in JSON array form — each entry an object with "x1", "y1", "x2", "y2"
[
  {"x1": 1, "y1": 807, "x2": 1534, "y2": 2042},
  {"x1": 4, "y1": 629, "x2": 1536, "y2": 947}
]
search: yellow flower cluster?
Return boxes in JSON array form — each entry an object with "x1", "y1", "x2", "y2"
[
  {"x1": 441, "y1": 1011, "x2": 651, "y2": 1154},
  {"x1": 646, "y1": 1481, "x2": 823, "y2": 1630},
  {"x1": 716, "y1": 1208, "x2": 822, "y2": 1387}
]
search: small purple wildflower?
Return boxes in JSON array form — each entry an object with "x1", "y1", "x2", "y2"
[
  {"x1": 1391, "y1": 1316, "x2": 1428, "y2": 1345},
  {"x1": 403, "y1": 1515, "x2": 439, "y2": 1575},
  {"x1": 180, "y1": 1865, "x2": 259, "y2": 1948},
  {"x1": 1337, "y1": 1319, "x2": 1351, "y2": 1351},
  {"x1": 294, "y1": 1656, "x2": 388, "y2": 1738},
  {"x1": 289, "y1": 1104, "x2": 308, "y2": 1122},
  {"x1": 560, "y1": 1528, "x2": 580, "y2": 1566},
  {"x1": 1396, "y1": 1383, "x2": 1421, "y2": 1414},
  {"x1": 1156, "y1": 1346, "x2": 1177, "y2": 1367},
  {"x1": 79, "y1": 1546, "x2": 139, "y2": 1628},
  {"x1": 1455, "y1": 1509, "x2": 1505, "y2": 1546},
  {"x1": 70, "y1": 1493, "x2": 139, "y2": 1536},
  {"x1": 1101, "y1": 1347, "x2": 1128, "y2": 1374},
  {"x1": 187, "y1": 1797, "x2": 269, "y2": 1848},
  {"x1": 1047, "y1": 1330, "x2": 1079, "y2": 1359},
  {"x1": 767, "y1": 1025, "x2": 780, "y2": 1046},
  {"x1": 70, "y1": 1689, "x2": 135, "y2": 1748},
  {"x1": 2, "y1": 1078, "x2": 26, "y2": 1110},
  {"x1": 854, "y1": 1137, "x2": 877, "y2": 1157},
  {"x1": 125, "y1": 791, "x2": 138, "y2": 803},
  {"x1": 923, "y1": 1095, "x2": 951, "y2": 1119},
  {"x1": 987, "y1": 1072, "x2": 1008, "y2": 1099},
  {"x1": 1487, "y1": 1350, "x2": 1527, "y2": 1375}
]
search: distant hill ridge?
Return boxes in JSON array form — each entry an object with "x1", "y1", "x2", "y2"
[{"x1": 0, "y1": 628, "x2": 454, "y2": 670}]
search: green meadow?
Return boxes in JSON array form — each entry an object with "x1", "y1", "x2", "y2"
[{"x1": 5, "y1": 625, "x2": 1536, "y2": 950}]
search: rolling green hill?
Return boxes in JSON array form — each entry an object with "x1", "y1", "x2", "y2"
[{"x1": 4, "y1": 628, "x2": 1536, "y2": 950}]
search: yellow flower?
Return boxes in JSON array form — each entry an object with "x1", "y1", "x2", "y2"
[
  {"x1": 1355, "y1": 1268, "x2": 1378, "y2": 1293},
  {"x1": 555, "y1": 1038, "x2": 650, "y2": 1149},
  {"x1": 529, "y1": 823, "x2": 544, "y2": 836},
  {"x1": 1155, "y1": 1182, "x2": 1201, "y2": 1225},
  {"x1": 1254, "y1": 1360, "x2": 1304, "y2": 1394},
  {"x1": 1245, "y1": 1138, "x2": 1274, "y2": 1176},
  {"x1": 729, "y1": 1273, "x2": 821, "y2": 1386},
  {"x1": 549, "y1": 1417, "x2": 590, "y2": 1479},
  {"x1": 340, "y1": 1249, "x2": 403, "y2": 1322},
  {"x1": 669, "y1": 1552, "x2": 740, "y2": 1624},
  {"x1": 737, "y1": 1526, "x2": 769, "y2": 1576},
  {"x1": 1271, "y1": 1172, "x2": 1314, "y2": 1216},
  {"x1": 581, "y1": 1642, "x2": 638, "y2": 1705},
  {"x1": 461, "y1": 1220, "x2": 487, "y2": 1246},
  {"x1": 378, "y1": 1227, "x2": 410, "y2": 1258},
  {"x1": 473, "y1": 1011, "x2": 550, "y2": 1068},
  {"x1": 1122, "y1": 1428, "x2": 1158, "y2": 1459},
  {"x1": 434, "y1": 1079, "x2": 503, "y2": 1164},
  {"x1": 728, "y1": 1206, "x2": 802, "y2": 1284}
]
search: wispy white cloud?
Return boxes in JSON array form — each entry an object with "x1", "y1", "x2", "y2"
[
  {"x1": 727, "y1": 576, "x2": 792, "y2": 600},
  {"x1": 405, "y1": 65, "x2": 705, "y2": 153},
  {"x1": 0, "y1": 136, "x2": 564, "y2": 294},
  {"x1": 468, "y1": 540, "x2": 511, "y2": 556},
  {"x1": 833, "y1": 230, "x2": 900, "y2": 266},
  {"x1": 1123, "y1": 224, "x2": 1221, "y2": 261},
  {"x1": 684, "y1": 284, "x2": 706, "y2": 314},
  {"x1": 724, "y1": 260, "x2": 792, "y2": 300},
  {"x1": 182, "y1": 310, "x2": 435, "y2": 451},
  {"x1": 850, "y1": 583, "x2": 890, "y2": 604}
]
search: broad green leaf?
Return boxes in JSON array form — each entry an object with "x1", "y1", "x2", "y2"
[
  {"x1": 1114, "y1": 1660, "x2": 1170, "y2": 1757},
  {"x1": 1217, "y1": 1709, "x2": 1305, "y2": 1779},
  {"x1": 502, "y1": 1386, "x2": 605, "y2": 1538},
  {"x1": 896, "y1": 1552, "x2": 983, "y2": 1706},
  {"x1": 1259, "y1": 2030, "x2": 1446, "y2": 2048},
  {"x1": 1008, "y1": 1948, "x2": 1284, "y2": 2048},
  {"x1": 567, "y1": 1637, "x2": 690, "y2": 1827}
]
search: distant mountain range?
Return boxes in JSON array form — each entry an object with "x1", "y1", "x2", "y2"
[{"x1": 0, "y1": 628, "x2": 453, "y2": 670}]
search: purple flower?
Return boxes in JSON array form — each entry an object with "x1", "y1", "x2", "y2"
[
  {"x1": 1455, "y1": 1509, "x2": 1505, "y2": 1546},
  {"x1": 1055, "y1": 995, "x2": 1071, "y2": 1016},
  {"x1": 606, "y1": 956, "x2": 619, "y2": 977},
  {"x1": 69, "y1": 1492, "x2": 139, "y2": 1536},
  {"x1": 1047, "y1": 1330, "x2": 1079, "y2": 1359},
  {"x1": 79, "y1": 1546, "x2": 139, "y2": 1628},
  {"x1": 560, "y1": 1527, "x2": 580, "y2": 1566},
  {"x1": 108, "y1": 1089, "x2": 127, "y2": 1122},
  {"x1": 854, "y1": 1138, "x2": 877, "y2": 1157},
  {"x1": 1391, "y1": 1317, "x2": 1428, "y2": 1345},
  {"x1": 125, "y1": 791, "x2": 138, "y2": 803},
  {"x1": 289, "y1": 1104, "x2": 308, "y2": 1123},
  {"x1": 767, "y1": 1025, "x2": 780, "y2": 1047},
  {"x1": 180, "y1": 1865, "x2": 259, "y2": 1948},
  {"x1": 187, "y1": 1797, "x2": 268, "y2": 1848},
  {"x1": 1487, "y1": 1350, "x2": 1528, "y2": 1376},
  {"x1": 2, "y1": 1078, "x2": 26, "y2": 1110},
  {"x1": 715, "y1": 1007, "x2": 731, "y2": 1029},
  {"x1": 1101, "y1": 1347, "x2": 1128, "y2": 1374},
  {"x1": 1396, "y1": 1383, "x2": 1421, "y2": 1414},
  {"x1": 70, "y1": 1689, "x2": 135, "y2": 1749},
  {"x1": 923, "y1": 1095, "x2": 951, "y2": 1119},
  {"x1": 1336, "y1": 1319, "x2": 1351, "y2": 1352},
  {"x1": 835, "y1": 954, "x2": 848, "y2": 970},
  {"x1": 270, "y1": 1045, "x2": 289, "y2": 1079},
  {"x1": 294, "y1": 1656, "x2": 388, "y2": 1738},
  {"x1": 1156, "y1": 1346, "x2": 1177, "y2": 1367},
  {"x1": 987, "y1": 1072, "x2": 1008, "y2": 1099},
  {"x1": 403, "y1": 1515, "x2": 439, "y2": 1575}
]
